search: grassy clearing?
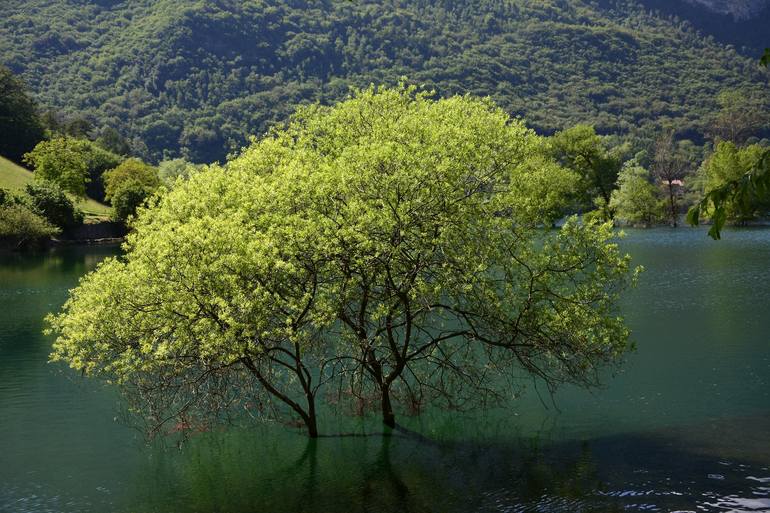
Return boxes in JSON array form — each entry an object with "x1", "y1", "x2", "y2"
[
  {"x1": 0, "y1": 155, "x2": 111, "y2": 219},
  {"x1": 0, "y1": 155, "x2": 33, "y2": 189}
]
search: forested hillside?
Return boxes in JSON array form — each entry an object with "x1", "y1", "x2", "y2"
[{"x1": 1, "y1": 0, "x2": 767, "y2": 163}]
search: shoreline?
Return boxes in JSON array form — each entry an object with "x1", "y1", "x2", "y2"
[{"x1": 51, "y1": 236, "x2": 124, "y2": 247}]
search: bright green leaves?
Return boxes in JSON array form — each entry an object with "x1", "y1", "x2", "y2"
[
  {"x1": 609, "y1": 163, "x2": 664, "y2": 227},
  {"x1": 24, "y1": 138, "x2": 92, "y2": 197},
  {"x1": 48, "y1": 85, "x2": 636, "y2": 436},
  {"x1": 548, "y1": 124, "x2": 624, "y2": 216},
  {"x1": 24, "y1": 137, "x2": 121, "y2": 198},
  {"x1": 687, "y1": 142, "x2": 770, "y2": 239}
]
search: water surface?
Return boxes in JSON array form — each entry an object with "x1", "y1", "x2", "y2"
[{"x1": 1, "y1": 229, "x2": 769, "y2": 512}]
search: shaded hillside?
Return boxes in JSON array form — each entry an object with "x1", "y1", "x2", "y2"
[
  {"x1": 637, "y1": 0, "x2": 770, "y2": 52},
  {"x1": 0, "y1": 0, "x2": 767, "y2": 163}
]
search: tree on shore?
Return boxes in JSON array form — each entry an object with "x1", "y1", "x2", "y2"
[
  {"x1": 0, "y1": 189, "x2": 59, "y2": 250},
  {"x1": 0, "y1": 66, "x2": 45, "y2": 164},
  {"x1": 651, "y1": 131, "x2": 689, "y2": 227},
  {"x1": 610, "y1": 163, "x2": 663, "y2": 228},
  {"x1": 48, "y1": 86, "x2": 637, "y2": 438},
  {"x1": 24, "y1": 182, "x2": 84, "y2": 231},
  {"x1": 686, "y1": 51, "x2": 770, "y2": 239},
  {"x1": 103, "y1": 158, "x2": 161, "y2": 222},
  {"x1": 688, "y1": 142, "x2": 770, "y2": 238},
  {"x1": 23, "y1": 137, "x2": 121, "y2": 198},
  {"x1": 548, "y1": 125, "x2": 625, "y2": 220}
]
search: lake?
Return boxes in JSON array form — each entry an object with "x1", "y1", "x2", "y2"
[{"x1": 1, "y1": 228, "x2": 769, "y2": 513}]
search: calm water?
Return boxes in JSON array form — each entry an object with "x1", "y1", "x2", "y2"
[{"x1": 1, "y1": 229, "x2": 769, "y2": 513}]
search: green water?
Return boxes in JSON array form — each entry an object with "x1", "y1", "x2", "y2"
[{"x1": 1, "y1": 229, "x2": 769, "y2": 513}]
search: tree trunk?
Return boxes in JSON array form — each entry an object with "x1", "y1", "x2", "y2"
[
  {"x1": 306, "y1": 395, "x2": 318, "y2": 438},
  {"x1": 243, "y1": 357, "x2": 319, "y2": 438},
  {"x1": 668, "y1": 181, "x2": 678, "y2": 227},
  {"x1": 381, "y1": 384, "x2": 396, "y2": 428},
  {"x1": 305, "y1": 414, "x2": 318, "y2": 438}
]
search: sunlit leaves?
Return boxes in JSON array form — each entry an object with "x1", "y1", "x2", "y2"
[
  {"x1": 48, "y1": 86, "x2": 636, "y2": 435},
  {"x1": 687, "y1": 142, "x2": 770, "y2": 239}
]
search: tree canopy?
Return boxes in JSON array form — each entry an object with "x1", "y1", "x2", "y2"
[
  {"x1": 0, "y1": 65, "x2": 45, "y2": 163},
  {"x1": 688, "y1": 142, "x2": 770, "y2": 238},
  {"x1": 23, "y1": 181, "x2": 84, "y2": 230},
  {"x1": 103, "y1": 158, "x2": 161, "y2": 222},
  {"x1": 548, "y1": 124, "x2": 626, "y2": 218},
  {"x1": 23, "y1": 137, "x2": 122, "y2": 198},
  {"x1": 610, "y1": 163, "x2": 663, "y2": 227},
  {"x1": 0, "y1": 192, "x2": 59, "y2": 249},
  {"x1": 49, "y1": 87, "x2": 638, "y2": 438}
]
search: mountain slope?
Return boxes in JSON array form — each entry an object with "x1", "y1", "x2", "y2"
[{"x1": 0, "y1": 0, "x2": 767, "y2": 163}]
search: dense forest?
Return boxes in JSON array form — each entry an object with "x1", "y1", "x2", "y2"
[{"x1": 1, "y1": 0, "x2": 768, "y2": 163}]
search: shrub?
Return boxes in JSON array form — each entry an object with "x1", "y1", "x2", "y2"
[
  {"x1": 103, "y1": 158, "x2": 160, "y2": 222},
  {"x1": 0, "y1": 204, "x2": 59, "y2": 249},
  {"x1": 111, "y1": 184, "x2": 152, "y2": 223},
  {"x1": 24, "y1": 182, "x2": 84, "y2": 230}
]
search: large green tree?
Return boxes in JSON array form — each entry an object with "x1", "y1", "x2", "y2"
[
  {"x1": 0, "y1": 65, "x2": 45, "y2": 163},
  {"x1": 23, "y1": 137, "x2": 122, "y2": 197},
  {"x1": 102, "y1": 158, "x2": 161, "y2": 222},
  {"x1": 610, "y1": 163, "x2": 663, "y2": 228},
  {"x1": 688, "y1": 142, "x2": 770, "y2": 238},
  {"x1": 48, "y1": 87, "x2": 637, "y2": 438},
  {"x1": 548, "y1": 125, "x2": 625, "y2": 219}
]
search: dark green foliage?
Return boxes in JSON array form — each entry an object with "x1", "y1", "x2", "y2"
[
  {"x1": 24, "y1": 182, "x2": 84, "y2": 230},
  {"x1": 706, "y1": 90, "x2": 769, "y2": 145},
  {"x1": 103, "y1": 158, "x2": 160, "y2": 222},
  {"x1": 0, "y1": 203, "x2": 59, "y2": 250},
  {"x1": 23, "y1": 137, "x2": 122, "y2": 199},
  {"x1": 0, "y1": 65, "x2": 45, "y2": 163},
  {"x1": 110, "y1": 184, "x2": 152, "y2": 224},
  {"x1": 82, "y1": 142, "x2": 123, "y2": 202},
  {"x1": 549, "y1": 125, "x2": 625, "y2": 216},
  {"x1": 95, "y1": 127, "x2": 131, "y2": 156},
  {"x1": 0, "y1": 0, "x2": 767, "y2": 163}
]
